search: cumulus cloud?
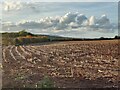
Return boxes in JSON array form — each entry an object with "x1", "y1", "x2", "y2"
[
  {"x1": 60, "y1": 12, "x2": 78, "y2": 24},
  {"x1": 3, "y1": 1, "x2": 23, "y2": 11},
  {"x1": 3, "y1": 0, "x2": 36, "y2": 12},
  {"x1": 89, "y1": 16, "x2": 96, "y2": 26},
  {"x1": 2, "y1": 12, "x2": 117, "y2": 35},
  {"x1": 76, "y1": 14, "x2": 88, "y2": 25}
]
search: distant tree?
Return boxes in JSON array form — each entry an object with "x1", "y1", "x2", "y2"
[
  {"x1": 100, "y1": 37, "x2": 105, "y2": 40},
  {"x1": 18, "y1": 30, "x2": 33, "y2": 36},
  {"x1": 114, "y1": 35, "x2": 120, "y2": 39},
  {"x1": 18, "y1": 30, "x2": 28, "y2": 36}
]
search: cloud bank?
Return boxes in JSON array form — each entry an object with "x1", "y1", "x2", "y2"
[
  {"x1": 2, "y1": 12, "x2": 117, "y2": 38},
  {"x1": 6, "y1": 12, "x2": 116, "y2": 30}
]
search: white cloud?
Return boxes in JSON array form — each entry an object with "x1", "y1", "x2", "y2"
[
  {"x1": 97, "y1": 14, "x2": 110, "y2": 26},
  {"x1": 76, "y1": 14, "x2": 88, "y2": 25},
  {"x1": 30, "y1": 0, "x2": 119, "y2": 2},
  {"x1": 3, "y1": 0, "x2": 37, "y2": 12},
  {"x1": 68, "y1": 22, "x2": 79, "y2": 28},
  {"x1": 60, "y1": 12, "x2": 78, "y2": 24},
  {"x1": 89, "y1": 16, "x2": 96, "y2": 26},
  {"x1": 3, "y1": 1, "x2": 23, "y2": 11},
  {"x1": 2, "y1": 12, "x2": 117, "y2": 36}
]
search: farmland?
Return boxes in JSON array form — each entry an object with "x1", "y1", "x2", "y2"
[{"x1": 2, "y1": 40, "x2": 120, "y2": 88}]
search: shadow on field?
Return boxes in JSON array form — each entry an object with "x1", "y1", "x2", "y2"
[
  {"x1": 28, "y1": 41, "x2": 67, "y2": 46},
  {"x1": 52, "y1": 77, "x2": 119, "y2": 88},
  {"x1": 2, "y1": 75, "x2": 119, "y2": 88}
]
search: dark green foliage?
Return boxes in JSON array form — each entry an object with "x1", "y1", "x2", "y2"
[
  {"x1": 0, "y1": 30, "x2": 75, "y2": 45},
  {"x1": 1, "y1": 30, "x2": 120, "y2": 46},
  {"x1": 114, "y1": 35, "x2": 120, "y2": 39},
  {"x1": 2, "y1": 30, "x2": 34, "y2": 38},
  {"x1": 18, "y1": 30, "x2": 33, "y2": 36},
  {"x1": 36, "y1": 76, "x2": 54, "y2": 88},
  {"x1": 15, "y1": 36, "x2": 49, "y2": 45},
  {"x1": 1, "y1": 30, "x2": 71, "y2": 45}
]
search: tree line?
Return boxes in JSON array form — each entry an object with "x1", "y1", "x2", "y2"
[{"x1": 1, "y1": 30, "x2": 120, "y2": 46}]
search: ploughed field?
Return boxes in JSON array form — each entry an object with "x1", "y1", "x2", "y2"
[{"x1": 2, "y1": 40, "x2": 120, "y2": 88}]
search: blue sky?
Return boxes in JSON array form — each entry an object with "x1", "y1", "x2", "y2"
[
  {"x1": 2, "y1": 2, "x2": 118, "y2": 23},
  {"x1": 1, "y1": 1, "x2": 118, "y2": 38},
  {"x1": 1, "y1": 0, "x2": 120, "y2": 2}
]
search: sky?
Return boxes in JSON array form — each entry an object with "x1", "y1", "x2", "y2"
[
  {"x1": 0, "y1": 0, "x2": 119, "y2": 38},
  {"x1": 1, "y1": 0, "x2": 120, "y2": 2}
]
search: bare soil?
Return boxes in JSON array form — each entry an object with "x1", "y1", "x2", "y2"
[{"x1": 2, "y1": 40, "x2": 120, "y2": 88}]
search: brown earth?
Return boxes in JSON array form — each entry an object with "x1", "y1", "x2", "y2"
[{"x1": 1, "y1": 40, "x2": 120, "y2": 88}]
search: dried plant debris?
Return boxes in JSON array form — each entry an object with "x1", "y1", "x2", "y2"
[{"x1": 2, "y1": 40, "x2": 120, "y2": 88}]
